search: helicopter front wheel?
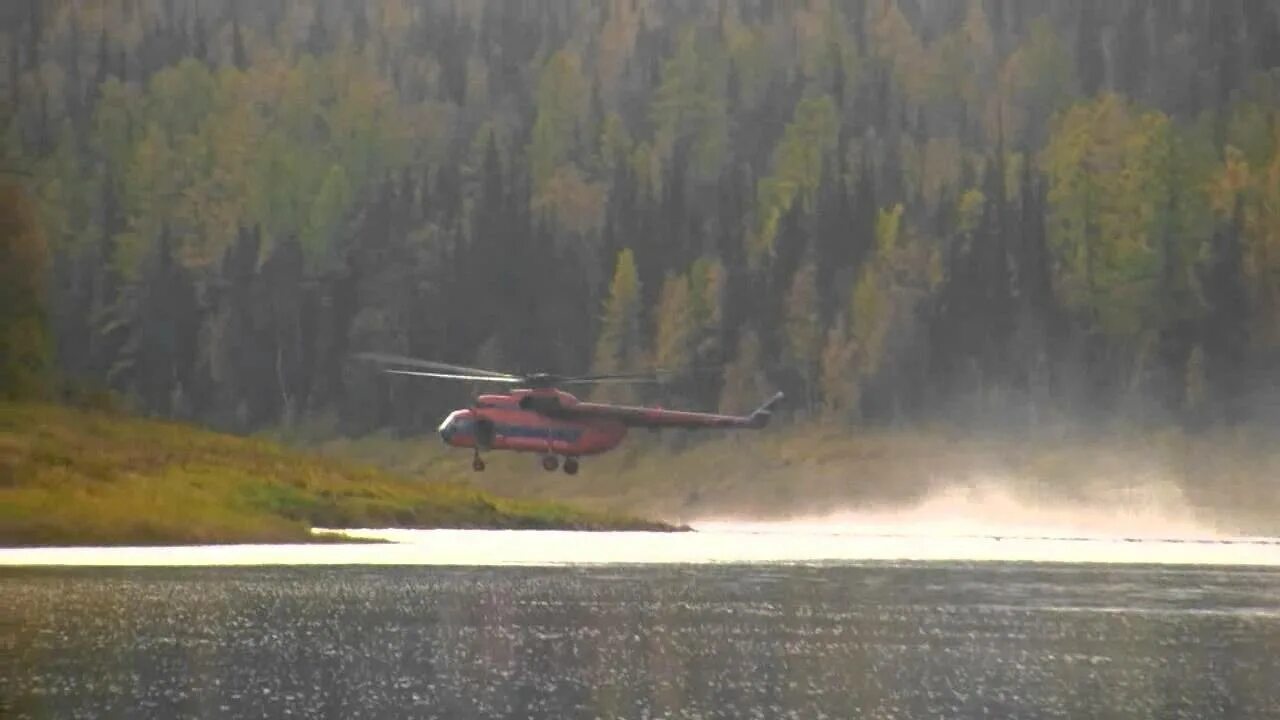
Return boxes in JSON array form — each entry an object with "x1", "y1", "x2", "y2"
[
  {"x1": 541, "y1": 454, "x2": 560, "y2": 472},
  {"x1": 563, "y1": 457, "x2": 579, "y2": 475},
  {"x1": 472, "y1": 451, "x2": 486, "y2": 472}
]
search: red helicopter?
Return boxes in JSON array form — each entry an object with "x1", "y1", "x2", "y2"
[{"x1": 360, "y1": 353, "x2": 784, "y2": 475}]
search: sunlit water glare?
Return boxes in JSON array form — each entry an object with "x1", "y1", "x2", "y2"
[{"x1": 3, "y1": 526, "x2": 1279, "y2": 567}]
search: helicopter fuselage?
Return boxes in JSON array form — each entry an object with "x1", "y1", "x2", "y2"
[{"x1": 437, "y1": 389, "x2": 628, "y2": 457}]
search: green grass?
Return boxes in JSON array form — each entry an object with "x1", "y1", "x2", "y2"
[
  {"x1": 313, "y1": 423, "x2": 1280, "y2": 536},
  {"x1": 0, "y1": 403, "x2": 678, "y2": 546}
]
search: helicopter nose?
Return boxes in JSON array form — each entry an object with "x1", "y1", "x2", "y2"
[
  {"x1": 437, "y1": 410, "x2": 472, "y2": 446},
  {"x1": 437, "y1": 411, "x2": 458, "y2": 445}
]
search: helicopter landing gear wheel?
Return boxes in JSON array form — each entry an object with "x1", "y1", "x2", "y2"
[
  {"x1": 541, "y1": 454, "x2": 560, "y2": 472},
  {"x1": 563, "y1": 457, "x2": 579, "y2": 475},
  {"x1": 472, "y1": 452, "x2": 485, "y2": 472}
]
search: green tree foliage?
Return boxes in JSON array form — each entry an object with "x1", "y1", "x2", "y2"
[
  {"x1": 993, "y1": 18, "x2": 1077, "y2": 145},
  {"x1": 1210, "y1": 109, "x2": 1280, "y2": 349},
  {"x1": 651, "y1": 29, "x2": 728, "y2": 183},
  {"x1": 719, "y1": 328, "x2": 770, "y2": 415},
  {"x1": 7, "y1": 0, "x2": 1279, "y2": 434},
  {"x1": 819, "y1": 314, "x2": 859, "y2": 421},
  {"x1": 688, "y1": 257, "x2": 724, "y2": 361},
  {"x1": 532, "y1": 165, "x2": 606, "y2": 237},
  {"x1": 530, "y1": 50, "x2": 587, "y2": 190},
  {"x1": 0, "y1": 182, "x2": 49, "y2": 399},
  {"x1": 597, "y1": 0, "x2": 641, "y2": 97},
  {"x1": 598, "y1": 112, "x2": 632, "y2": 174},
  {"x1": 529, "y1": 50, "x2": 602, "y2": 234},
  {"x1": 753, "y1": 95, "x2": 838, "y2": 263},
  {"x1": 592, "y1": 248, "x2": 644, "y2": 402},
  {"x1": 654, "y1": 272, "x2": 695, "y2": 374},
  {"x1": 851, "y1": 262, "x2": 890, "y2": 380},
  {"x1": 928, "y1": 0, "x2": 995, "y2": 115},
  {"x1": 784, "y1": 261, "x2": 821, "y2": 411},
  {"x1": 303, "y1": 164, "x2": 351, "y2": 273},
  {"x1": 869, "y1": 0, "x2": 931, "y2": 106},
  {"x1": 838, "y1": 202, "x2": 937, "y2": 413},
  {"x1": 1042, "y1": 95, "x2": 1175, "y2": 340}
]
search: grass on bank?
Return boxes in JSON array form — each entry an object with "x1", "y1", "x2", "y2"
[{"x1": 0, "y1": 403, "x2": 676, "y2": 547}]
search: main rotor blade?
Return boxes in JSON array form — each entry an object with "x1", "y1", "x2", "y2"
[
  {"x1": 562, "y1": 370, "x2": 674, "y2": 382},
  {"x1": 355, "y1": 352, "x2": 519, "y2": 379},
  {"x1": 559, "y1": 375, "x2": 668, "y2": 386},
  {"x1": 383, "y1": 369, "x2": 523, "y2": 383}
]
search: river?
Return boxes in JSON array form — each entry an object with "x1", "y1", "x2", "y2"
[{"x1": 4, "y1": 526, "x2": 1280, "y2": 718}]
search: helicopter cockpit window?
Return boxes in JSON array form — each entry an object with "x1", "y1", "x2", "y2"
[{"x1": 438, "y1": 411, "x2": 474, "y2": 440}]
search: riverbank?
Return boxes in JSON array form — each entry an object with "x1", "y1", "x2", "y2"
[{"x1": 0, "y1": 403, "x2": 679, "y2": 547}]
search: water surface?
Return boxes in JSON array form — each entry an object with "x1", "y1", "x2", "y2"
[{"x1": 4, "y1": 562, "x2": 1280, "y2": 719}]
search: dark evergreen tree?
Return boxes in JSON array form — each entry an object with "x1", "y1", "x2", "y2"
[
  {"x1": 94, "y1": 29, "x2": 111, "y2": 89},
  {"x1": 25, "y1": 0, "x2": 41, "y2": 71},
  {"x1": 305, "y1": 6, "x2": 330, "y2": 56},
  {"x1": 192, "y1": 12, "x2": 208, "y2": 63},
  {"x1": 231, "y1": 3, "x2": 248, "y2": 70},
  {"x1": 1115, "y1": 2, "x2": 1149, "y2": 101},
  {"x1": 1075, "y1": 0, "x2": 1105, "y2": 95},
  {"x1": 1201, "y1": 199, "x2": 1252, "y2": 424},
  {"x1": 132, "y1": 225, "x2": 199, "y2": 415},
  {"x1": 65, "y1": 16, "x2": 83, "y2": 128}
]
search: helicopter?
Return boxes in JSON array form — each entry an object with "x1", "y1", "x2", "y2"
[{"x1": 359, "y1": 353, "x2": 784, "y2": 474}]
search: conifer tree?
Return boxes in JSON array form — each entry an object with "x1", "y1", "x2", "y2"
[
  {"x1": 592, "y1": 248, "x2": 644, "y2": 402},
  {"x1": 0, "y1": 182, "x2": 49, "y2": 399},
  {"x1": 819, "y1": 314, "x2": 859, "y2": 421},
  {"x1": 654, "y1": 272, "x2": 695, "y2": 374},
  {"x1": 784, "y1": 260, "x2": 821, "y2": 412},
  {"x1": 719, "y1": 328, "x2": 770, "y2": 415}
]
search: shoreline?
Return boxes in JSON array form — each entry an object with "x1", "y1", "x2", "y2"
[{"x1": 4, "y1": 526, "x2": 1280, "y2": 568}]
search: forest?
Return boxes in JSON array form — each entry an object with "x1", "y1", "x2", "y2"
[{"x1": 3, "y1": 0, "x2": 1279, "y2": 438}]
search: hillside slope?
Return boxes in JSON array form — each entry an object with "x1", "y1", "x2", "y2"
[{"x1": 0, "y1": 404, "x2": 674, "y2": 546}]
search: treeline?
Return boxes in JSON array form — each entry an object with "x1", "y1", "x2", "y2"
[{"x1": 4, "y1": 0, "x2": 1280, "y2": 434}]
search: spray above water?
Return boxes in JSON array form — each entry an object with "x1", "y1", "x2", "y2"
[
  {"x1": 693, "y1": 477, "x2": 1226, "y2": 542},
  {"x1": 6, "y1": 475, "x2": 1279, "y2": 568}
]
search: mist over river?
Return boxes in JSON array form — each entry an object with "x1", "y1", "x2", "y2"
[{"x1": 6, "y1": 486, "x2": 1280, "y2": 567}]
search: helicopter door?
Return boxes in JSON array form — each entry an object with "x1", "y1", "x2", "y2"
[{"x1": 474, "y1": 418, "x2": 496, "y2": 449}]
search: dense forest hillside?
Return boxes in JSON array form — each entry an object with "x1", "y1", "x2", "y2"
[{"x1": 4, "y1": 0, "x2": 1280, "y2": 436}]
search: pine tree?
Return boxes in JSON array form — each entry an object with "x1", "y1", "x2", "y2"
[
  {"x1": 592, "y1": 248, "x2": 644, "y2": 402},
  {"x1": 0, "y1": 182, "x2": 49, "y2": 399},
  {"x1": 306, "y1": 6, "x2": 330, "y2": 56},
  {"x1": 65, "y1": 15, "x2": 83, "y2": 127},
  {"x1": 231, "y1": 3, "x2": 248, "y2": 70},
  {"x1": 192, "y1": 12, "x2": 208, "y2": 63},
  {"x1": 94, "y1": 29, "x2": 111, "y2": 89},
  {"x1": 719, "y1": 328, "x2": 770, "y2": 415},
  {"x1": 784, "y1": 260, "x2": 820, "y2": 412},
  {"x1": 1202, "y1": 199, "x2": 1251, "y2": 423},
  {"x1": 819, "y1": 314, "x2": 859, "y2": 421},
  {"x1": 653, "y1": 272, "x2": 695, "y2": 374},
  {"x1": 131, "y1": 224, "x2": 199, "y2": 414},
  {"x1": 25, "y1": 0, "x2": 41, "y2": 71},
  {"x1": 1075, "y1": 0, "x2": 1104, "y2": 95}
]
